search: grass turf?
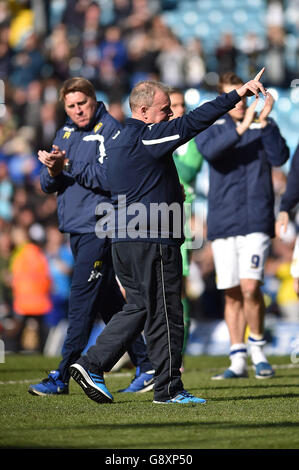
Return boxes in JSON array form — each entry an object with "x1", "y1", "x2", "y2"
[{"x1": 0, "y1": 354, "x2": 299, "y2": 450}]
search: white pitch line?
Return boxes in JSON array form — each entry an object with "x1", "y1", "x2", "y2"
[
  {"x1": 0, "y1": 372, "x2": 132, "y2": 385},
  {"x1": 0, "y1": 364, "x2": 298, "y2": 386}
]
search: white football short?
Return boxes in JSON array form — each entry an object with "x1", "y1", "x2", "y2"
[{"x1": 211, "y1": 232, "x2": 271, "y2": 290}]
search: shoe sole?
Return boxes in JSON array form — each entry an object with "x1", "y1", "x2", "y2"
[
  {"x1": 69, "y1": 364, "x2": 113, "y2": 404},
  {"x1": 153, "y1": 400, "x2": 206, "y2": 404},
  {"x1": 255, "y1": 373, "x2": 275, "y2": 379},
  {"x1": 28, "y1": 388, "x2": 49, "y2": 397},
  {"x1": 119, "y1": 382, "x2": 154, "y2": 393},
  {"x1": 138, "y1": 383, "x2": 154, "y2": 393},
  {"x1": 211, "y1": 373, "x2": 248, "y2": 380},
  {"x1": 28, "y1": 387, "x2": 69, "y2": 396}
]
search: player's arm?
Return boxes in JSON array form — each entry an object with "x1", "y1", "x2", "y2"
[
  {"x1": 278, "y1": 144, "x2": 299, "y2": 211},
  {"x1": 66, "y1": 158, "x2": 110, "y2": 192},
  {"x1": 256, "y1": 93, "x2": 289, "y2": 166},
  {"x1": 145, "y1": 69, "x2": 266, "y2": 159},
  {"x1": 195, "y1": 124, "x2": 240, "y2": 162},
  {"x1": 275, "y1": 143, "x2": 299, "y2": 237},
  {"x1": 260, "y1": 120, "x2": 289, "y2": 166}
]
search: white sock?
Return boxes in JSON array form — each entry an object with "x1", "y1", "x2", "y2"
[
  {"x1": 229, "y1": 343, "x2": 248, "y2": 374},
  {"x1": 248, "y1": 335, "x2": 267, "y2": 365}
]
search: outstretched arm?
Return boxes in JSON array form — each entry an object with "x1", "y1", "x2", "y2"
[{"x1": 142, "y1": 68, "x2": 267, "y2": 159}]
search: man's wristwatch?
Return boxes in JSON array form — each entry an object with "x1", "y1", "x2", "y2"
[{"x1": 63, "y1": 159, "x2": 72, "y2": 173}]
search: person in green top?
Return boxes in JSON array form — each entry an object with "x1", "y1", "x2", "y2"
[{"x1": 168, "y1": 88, "x2": 204, "y2": 363}]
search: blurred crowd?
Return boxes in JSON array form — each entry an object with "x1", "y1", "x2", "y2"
[{"x1": 0, "y1": 0, "x2": 299, "y2": 353}]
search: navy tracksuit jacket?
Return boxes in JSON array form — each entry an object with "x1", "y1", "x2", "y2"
[
  {"x1": 40, "y1": 102, "x2": 152, "y2": 382},
  {"x1": 71, "y1": 90, "x2": 242, "y2": 246},
  {"x1": 195, "y1": 113, "x2": 289, "y2": 241},
  {"x1": 280, "y1": 142, "x2": 299, "y2": 214},
  {"x1": 68, "y1": 89, "x2": 246, "y2": 401}
]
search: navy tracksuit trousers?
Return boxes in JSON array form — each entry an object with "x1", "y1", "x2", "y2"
[
  {"x1": 58, "y1": 233, "x2": 152, "y2": 382},
  {"x1": 84, "y1": 242, "x2": 185, "y2": 402}
]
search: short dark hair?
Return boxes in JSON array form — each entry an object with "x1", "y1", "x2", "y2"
[
  {"x1": 59, "y1": 77, "x2": 96, "y2": 102},
  {"x1": 167, "y1": 87, "x2": 184, "y2": 96},
  {"x1": 217, "y1": 72, "x2": 244, "y2": 94}
]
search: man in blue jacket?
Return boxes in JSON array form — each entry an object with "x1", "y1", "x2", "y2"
[
  {"x1": 195, "y1": 72, "x2": 289, "y2": 380},
  {"x1": 276, "y1": 142, "x2": 299, "y2": 295},
  {"x1": 28, "y1": 77, "x2": 154, "y2": 396},
  {"x1": 60, "y1": 71, "x2": 268, "y2": 404}
]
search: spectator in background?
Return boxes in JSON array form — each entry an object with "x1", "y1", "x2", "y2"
[
  {"x1": 239, "y1": 32, "x2": 265, "y2": 79},
  {"x1": 264, "y1": 25, "x2": 288, "y2": 87},
  {"x1": 126, "y1": 31, "x2": 159, "y2": 88},
  {"x1": 62, "y1": 0, "x2": 90, "y2": 37},
  {"x1": 0, "y1": 23, "x2": 12, "y2": 80},
  {"x1": 215, "y1": 32, "x2": 238, "y2": 75},
  {"x1": 267, "y1": 230, "x2": 299, "y2": 322},
  {"x1": 113, "y1": 0, "x2": 132, "y2": 26},
  {"x1": 156, "y1": 32, "x2": 186, "y2": 88},
  {"x1": 0, "y1": 161, "x2": 13, "y2": 222},
  {"x1": 10, "y1": 225, "x2": 52, "y2": 352},
  {"x1": 44, "y1": 225, "x2": 73, "y2": 328},
  {"x1": 9, "y1": 32, "x2": 45, "y2": 88},
  {"x1": 108, "y1": 100, "x2": 126, "y2": 124},
  {"x1": 184, "y1": 38, "x2": 206, "y2": 89},
  {"x1": 77, "y1": 1, "x2": 104, "y2": 87},
  {"x1": 34, "y1": 102, "x2": 58, "y2": 153},
  {"x1": 98, "y1": 24, "x2": 129, "y2": 99},
  {"x1": 117, "y1": 0, "x2": 158, "y2": 34},
  {"x1": 2, "y1": 127, "x2": 40, "y2": 186},
  {"x1": 0, "y1": 226, "x2": 13, "y2": 322},
  {"x1": 276, "y1": 142, "x2": 299, "y2": 309},
  {"x1": 45, "y1": 23, "x2": 72, "y2": 82},
  {"x1": 23, "y1": 80, "x2": 43, "y2": 129}
]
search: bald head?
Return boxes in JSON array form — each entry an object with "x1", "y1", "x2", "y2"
[{"x1": 129, "y1": 81, "x2": 173, "y2": 123}]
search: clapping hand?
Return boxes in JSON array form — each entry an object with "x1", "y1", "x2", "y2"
[
  {"x1": 259, "y1": 92, "x2": 274, "y2": 126},
  {"x1": 38, "y1": 145, "x2": 66, "y2": 177}
]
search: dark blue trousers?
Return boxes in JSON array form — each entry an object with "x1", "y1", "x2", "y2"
[
  {"x1": 58, "y1": 233, "x2": 151, "y2": 382},
  {"x1": 84, "y1": 242, "x2": 184, "y2": 402}
]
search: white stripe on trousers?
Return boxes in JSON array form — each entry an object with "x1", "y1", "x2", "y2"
[{"x1": 159, "y1": 244, "x2": 173, "y2": 399}]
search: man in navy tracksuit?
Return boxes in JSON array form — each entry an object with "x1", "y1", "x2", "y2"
[
  {"x1": 195, "y1": 72, "x2": 289, "y2": 380},
  {"x1": 67, "y1": 72, "x2": 268, "y2": 404},
  {"x1": 29, "y1": 77, "x2": 154, "y2": 396},
  {"x1": 276, "y1": 142, "x2": 299, "y2": 296}
]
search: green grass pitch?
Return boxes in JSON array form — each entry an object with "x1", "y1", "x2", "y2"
[{"x1": 0, "y1": 354, "x2": 299, "y2": 450}]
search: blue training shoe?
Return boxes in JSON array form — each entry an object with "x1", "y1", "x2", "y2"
[
  {"x1": 118, "y1": 368, "x2": 155, "y2": 393},
  {"x1": 153, "y1": 390, "x2": 206, "y2": 404},
  {"x1": 211, "y1": 368, "x2": 248, "y2": 380},
  {"x1": 69, "y1": 362, "x2": 113, "y2": 404},
  {"x1": 28, "y1": 370, "x2": 69, "y2": 396},
  {"x1": 255, "y1": 362, "x2": 275, "y2": 379}
]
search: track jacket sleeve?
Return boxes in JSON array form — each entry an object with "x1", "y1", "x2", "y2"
[
  {"x1": 280, "y1": 143, "x2": 299, "y2": 213},
  {"x1": 67, "y1": 90, "x2": 240, "y2": 189},
  {"x1": 40, "y1": 165, "x2": 74, "y2": 194},
  {"x1": 140, "y1": 90, "x2": 241, "y2": 159},
  {"x1": 69, "y1": 158, "x2": 110, "y2": 191},
  {"x1": 260, "y1": 118, "x2": 289, "y2": 166},
  {"x1": 194, "y1": 124, "x2": 240, "y2": 162}
]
